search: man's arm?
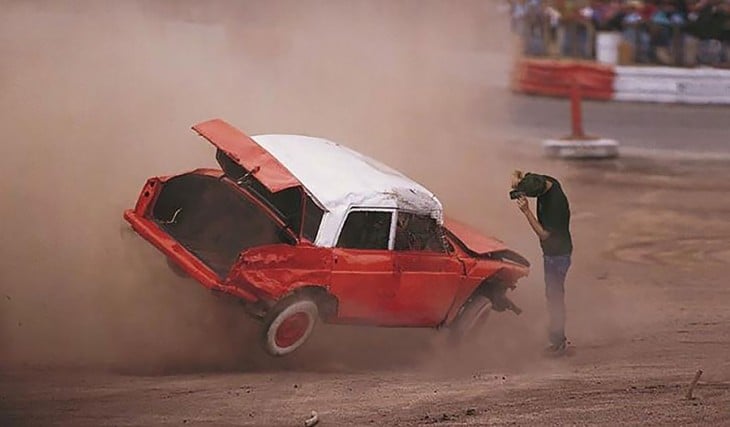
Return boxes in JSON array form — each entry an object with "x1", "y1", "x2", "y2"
[{"x1": 517, "y1": 196, "x2": 550, "y2": 241}]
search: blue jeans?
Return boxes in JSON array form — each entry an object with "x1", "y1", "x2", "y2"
[{"x1": 544, "y1": 255, "x2": 571, "y2": 346}]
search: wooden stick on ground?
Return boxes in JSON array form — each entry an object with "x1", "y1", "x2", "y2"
[
  {"x1": 304, "y1": 411, "x2": 319, "y2": 427},
  {"x1": 685, "y1": 369, "x2": 703, "y2": 400}
]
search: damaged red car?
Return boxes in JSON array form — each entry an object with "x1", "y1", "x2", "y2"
[{"x1": 123, "y1": 119, "x2": 530, "y2": 356}]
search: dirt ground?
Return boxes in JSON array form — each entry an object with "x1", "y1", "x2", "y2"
[{"x1": 1, "y1": 2, "x2": 729, "y2": 426}]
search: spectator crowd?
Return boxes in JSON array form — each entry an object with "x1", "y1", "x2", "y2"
[{"x1": 510, "y1": 0, "x2": 730, "y2": 67}]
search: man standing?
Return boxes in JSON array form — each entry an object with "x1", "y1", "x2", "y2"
[{"x1": 512, "y1": 171, "x2": 573, "y2": 356}]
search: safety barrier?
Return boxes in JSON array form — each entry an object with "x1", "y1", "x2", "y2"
[
  {"x1": 614, "y1": 66, "x2": 730, "y2": 105},
  {"x1": 513, "y1": 59, "x2": 615, "y2": 101},
  {"x1": 513, "y1": 58, "x2": 730, "y2": 105}
]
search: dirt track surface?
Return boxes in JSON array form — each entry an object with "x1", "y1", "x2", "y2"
[
  {"x1": 1, "y1": 2, "x2": 729, "y2": 426},
  {"x1": 3, "y1": 156, "x2": 730, "y2": 426}
]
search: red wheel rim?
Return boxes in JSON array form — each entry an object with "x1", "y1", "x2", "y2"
[{"x1": 275, "y1": 312, "x2": 310, "y2": 348}]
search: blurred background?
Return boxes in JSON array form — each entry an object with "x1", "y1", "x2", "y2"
[{"x1": 0, "y1": 0, "x2": 726, "y2": 372}]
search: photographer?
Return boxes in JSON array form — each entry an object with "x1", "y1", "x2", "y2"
[{"x1": 511, "y1": 171, "x2": 573, "y2": 356}]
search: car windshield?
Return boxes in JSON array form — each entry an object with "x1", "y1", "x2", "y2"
[{"x1": 216, "y1": 149, "x2": 324, "y2": 241}]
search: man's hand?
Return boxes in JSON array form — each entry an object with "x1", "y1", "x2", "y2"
[
  {"x1": 517, "y1": 196, "x2": 530, "y2": 213},
  {"x1": 517, "y1": 196, "x2": 550, "y2": 241}
]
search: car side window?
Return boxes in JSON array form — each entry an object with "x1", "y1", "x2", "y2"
[
  {"x1": 336, "y1": 211, "x2": 392, "y2": 250},
  {"x1": 395, "y1": 213, "x2": 447, "y2": 253}
]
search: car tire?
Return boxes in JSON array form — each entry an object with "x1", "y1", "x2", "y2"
[
  {"x1": 262, "y1": 296, "x2": 319, "y2": 357},
  {"x1": 449, "y1": 294, "x2": 492, "y2": 344}
]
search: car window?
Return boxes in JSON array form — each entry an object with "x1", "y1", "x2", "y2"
[
  {"x1": 336, "y1": 211, "x2": 392, "y2": 250},
  {"x1": 302, "y1": 196, "x2": 324, "y2": 242},
  {"x1": 395, "y1": 212, "x2": 448, "y2": 253}
]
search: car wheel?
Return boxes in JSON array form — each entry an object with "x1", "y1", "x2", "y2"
[
  {"x1": 262, "y1": 296, "x2": 319, "y2": 357},
  {"x1": 449, "y1": 295, "x2": 492, "y2": 343}
]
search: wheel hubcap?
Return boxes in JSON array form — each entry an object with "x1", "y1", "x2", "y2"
[{"x1": 275, "y1": 312, "x2": 310, "y2": 348}]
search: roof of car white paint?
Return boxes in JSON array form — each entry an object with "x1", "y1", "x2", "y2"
[{"x1": 251, "y1": 134, "x2": 442, "y2": 218}]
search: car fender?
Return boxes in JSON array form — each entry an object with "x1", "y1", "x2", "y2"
[
  {"x1": 227, "y1": 244, "x2": 333, "y2": 300},
  {"x1": 443, "y1": 258, "x2": 527, "y2": 325}
]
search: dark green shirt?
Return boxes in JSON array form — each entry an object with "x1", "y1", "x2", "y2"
[{"x1": 537, "y1": 176, "x2": 573, "y2": 256}]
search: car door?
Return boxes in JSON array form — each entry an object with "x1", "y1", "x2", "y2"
[
  {"x1": 330, "y1": 209, "x2": 399, "y2": 324},
  {"x1": 391, "y1": 212, "x2": 465, "y2": 326}
]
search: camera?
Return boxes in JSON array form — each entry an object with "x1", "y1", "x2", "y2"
[{"x1": 509, "y1": 190, "x2": 525, "y2": 200}]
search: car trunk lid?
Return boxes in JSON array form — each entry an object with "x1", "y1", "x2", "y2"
[{"x1": 192, "y1": 118, "x2": 302, "y2": 193}]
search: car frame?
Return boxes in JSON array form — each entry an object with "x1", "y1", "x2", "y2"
[{"x1": 123, "y1": 119, "x2": 530, "y2": 356}]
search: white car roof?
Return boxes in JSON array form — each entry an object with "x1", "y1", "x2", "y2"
[{"x1": 251, "y1": 134, "x2": 442, "y2": 220}]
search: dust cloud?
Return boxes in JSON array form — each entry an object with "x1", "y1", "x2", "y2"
[{"x1": 0, "y1": 1, "x2": 629, "y2": 373}]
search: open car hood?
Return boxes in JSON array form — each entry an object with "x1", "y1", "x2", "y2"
[
  {"x1": 192, "y1": 119, "x2": 302, "y2": 193},
  {"x1": 444, "y1": 218, "x2": 530, "y2": 267},
  {"x1": 444, "y1": 218, "x2": 508, "y2": 254}
]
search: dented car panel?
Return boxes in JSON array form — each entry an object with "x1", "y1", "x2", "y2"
[
  {"x1": 124, "y1": 119, "x2": 530, "y2": 356},
  {"x1": 228, "y1": 244, "x2": 333, "y2": 300}
]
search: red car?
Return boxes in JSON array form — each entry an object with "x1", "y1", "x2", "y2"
[{"x1": 124, "y1": 119, "x2": 530, "y2": 356}]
